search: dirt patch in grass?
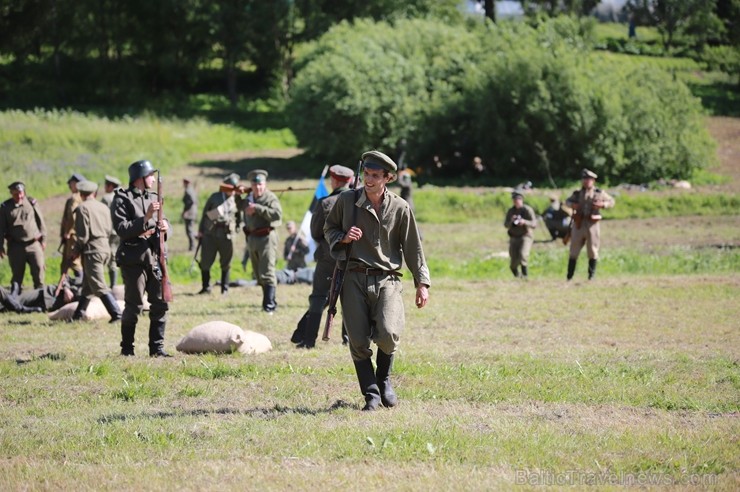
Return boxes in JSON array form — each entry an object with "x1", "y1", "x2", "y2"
[{"x1": 706, "y1": 116, "x2": 740, "y2": 191}]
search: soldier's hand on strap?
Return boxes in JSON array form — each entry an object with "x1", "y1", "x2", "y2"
[
  {"x1": 415, "y1": 284, "x2": 429, "y2": 309},
  {"x1": 341, "y1": 226, "x2": 362, "y2": 244}
]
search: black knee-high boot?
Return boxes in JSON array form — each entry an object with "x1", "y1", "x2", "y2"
[
  {"x1": 353, "y1": 359, "x2": 381, "y2": 411},
  {"x1": 567, "y1": 258, "x2": 577, "y2": 280},
  {"x1": 376, "y1": 350, "x2": 398, "y2": 408},
  {"x1": 588, "y1": 259, "x2": 598, "y2": 280}
]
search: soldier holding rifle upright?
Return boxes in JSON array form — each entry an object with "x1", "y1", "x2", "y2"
[
  {"x1": 324, "y1": 150, "x2": 430, "y2": 411},
  {"x1": 565, "y1": 168, "x2": 615, "y2": 281},
  {"x1": 111, "y1": 160, "x2": 171, "y2": 357}
]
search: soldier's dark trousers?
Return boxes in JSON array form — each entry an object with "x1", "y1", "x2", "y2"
[
  {"x1": 567, "y1": 258, "x2": 577, "y2": 280},
  {"x1": 291, "y1": 312, "x2": 308, "y2": 343},
  {"x1": 353, "y1": 358, "x2": 381, "y2": 411},
  {"x1": 376, "y1": 350, "x2": 398, "y2": 407},
  {"x1": 588, "y1": 259, "x2": 598, "y2": 280},
  {"x1": 120, "y1": 263, "x2": 169, "y2": 355}
]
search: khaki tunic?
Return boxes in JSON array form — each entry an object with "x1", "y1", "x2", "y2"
[
  {"x1": 199, "y1": 191, "x2": 239, "y2": 272},
  {"x1": 0, "y1": 197, "x2": 47, "y2": 288},
  {"x1": 504, "y1": 204, "x2": 537, "y2": 269},
  {"x1": 324, "y1": 187, "x2": 431, "y2": 360},
  {"x1": 101, "y1": 191, "x2": 120, "y2": 272},
  {"x1": 243, "y1": 190, "x2": 282, "y2": 286},
  {"x1": 61, "y1": 193, "x2": 83, "y2": 273},
  {"x1": 75, "y1": 198, "x2": 113, "y2": 299},
  {"x1": 566, "y1": 187, "x2": 615, "y2": 260}
]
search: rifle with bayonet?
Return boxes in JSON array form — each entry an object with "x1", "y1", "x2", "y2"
[{"x1": 156, "y1": 172, "x2": 174, "y2": 302}]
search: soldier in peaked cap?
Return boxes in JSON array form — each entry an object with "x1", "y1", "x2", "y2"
[
  {"x1": 61, "y1": 173, "x2": 87, "y2": 284},
  {"x1": 0, "y1": 181, "x2": 48, "y2": 291},
  {"x1": 242, "y1": 168, "x2": 282, "y2": 312},
  {"x1": 565, "y1": 168, "x2": 615, "y2": 280},
  {"x1": 291, "y1": 163, "x2": 355, "y2": 349},
  {"x1": 69, "y1": 181, "x2": 122, "y2": 322},
  {"x1": 324, "y1": 150, "x2": 430, "y2": 411},
  {"x1": 504, "y1": 190, "x2": 537, "y2": 279},
  {"x1": 101, "y1": 175, "x2": 122, "y2": 288},
  {"x1": 111, "y1": 160, "x2": 171, "y2": 357},
  {"x1": 197, "y1": 174, "x2": 241, "y2": 295}
]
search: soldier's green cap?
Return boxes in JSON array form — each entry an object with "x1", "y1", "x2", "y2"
[
  {"x1": 247, "y1": 169, "x2": 268, "y2": 183},
  {"x1": 581, "y1": 168, "x2": 598, "y2": 179},
  {"x1": 76, "y1": 180, "x2": 98, "y2": 194},
  {"x1": 104, "y1": 175, "x2": 121, "y2": 186},
  {"x1": 362, "y1": 150, "x2": 397, "y2": 173},
  {"x1": 8, "y1": 181, "x2": 25, "y2": 192},
  {"x1": 68, "y1": 173, "x2": 87, "y2": 184},
  {"x1": 329, "y1": 164, "x2": 354, "y2": 182},
  {"x1": 223, "y1": 173, "x2": 240, "y2": 186}
]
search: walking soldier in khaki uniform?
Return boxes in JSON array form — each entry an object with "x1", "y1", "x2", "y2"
[
  {"x1": 182, "y1": 178, "x2": 198, "y2": 252},
  {"x1": 197, "y1": 175, "x2": 241, "y2": 295},
  {"x1": 324, "y1": 150, "x2": 431, "y2": 411},
  {"x1": 0, "y1": 182, "x2": 47, "y2": 291},
  {"x1": 504, "y1": 190, "x2": 537, "y2": 278},
  {"x1": 291, "y1": 164, "x2": 354, "y2": 349},
  {"x1": 243, "y1": 169, "x2": 283, "y2": 313},
  {"x1": 61, "y1": 174, "x2": 85, "y2": 283},
  {"x1": 565, "y1": 168, "x2": 615, "y2": 280},
  {"x1": 111, "y1": 160, "x2": 171, "y2": 357},
  {"x1": 101, "y1": 175, "x2": 122, "y2": 288},
  {"x1": 70, "y1": 181, "x2": 122, "y2": 322}
]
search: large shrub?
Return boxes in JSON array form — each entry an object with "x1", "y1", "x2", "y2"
[{"x1": 288, "y1": 16, "x2": 716, "y2": 183}]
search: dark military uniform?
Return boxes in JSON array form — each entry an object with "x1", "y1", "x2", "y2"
[
  {"x1": 504, "y1": 193, "x2": 537, "y2": 278},
  {"x1": 198, "y1": 183, "x2": 240, "y2": 294},
  {"x1": 111, "y1": 161, "x2": 170, "y2": 356},
  {"x1": 0, "y1": 183, "x2": 47, "y2": 290},
  {"x1": 243, "y1": 169, "x2": 282, "y2": 312},
  {"x1": 565, "y1": 169, "x2": 616, "y2": 280},
  {"x1": 543, "y1": 197, "x2": 572, "y2": 241},
  {"x1": 182, "y1": 180, "x2": 198, "y2": 251},
  {"x1": 101, "y1": 175, "x2": 121, "y2": 288},
  {"x1": 72, "y1": 181, "x2": 122, "y2": 322}
]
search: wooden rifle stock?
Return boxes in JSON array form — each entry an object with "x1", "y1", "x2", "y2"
[{"x1": 157, "y1": 173, "x2": 174, "y2": 302}]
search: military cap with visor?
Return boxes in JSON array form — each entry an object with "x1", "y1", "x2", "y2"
[
  {"x1": 329, "y1": 165, "x2": 354, "y2": 182},
  {"x1": 361, "y1": 150, "x2": 398, "y2": 173},
  {"x1": 128, "y1": 160, "x2": 157, "y2": 183},
  {"x1": 104, "y1": 175, "x2": 122, "y2": 187},
  {"x1": 223, "y1": 173, "x2": 240, "y2": 187},
  {"x1": 8, "y1": 181, "x2": 25, "y2": 192},
  {"x1": 76, "y1": 180, "x2": 99, "y2": 194},
  {"x1": 68, "y1": 173, "x2": 87, "y2": 184},
  {"x1": 581, "y1": 168, "x2": 598, "y2": 179},
  {"x1": 511, "y1": 190, "x2": 525, "y2": 199},
  {"x1": 247, "y1": 169, "x2": 268, "y2": 183}
]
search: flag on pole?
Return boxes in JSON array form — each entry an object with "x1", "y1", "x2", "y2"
[{"x1": 298, "y1": 166, "x2": 329, "y2": 263}]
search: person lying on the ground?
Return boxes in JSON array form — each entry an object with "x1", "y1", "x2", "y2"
[{"x1": 215, "y1": 267, "x2": 315, "y2": 288}]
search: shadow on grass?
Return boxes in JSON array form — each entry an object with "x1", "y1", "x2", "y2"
[{"x1": 97, "y1": 400, "x2": 355, "y2": 423}]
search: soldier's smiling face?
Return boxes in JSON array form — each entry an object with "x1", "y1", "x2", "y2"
[{"x1": 363, "y1": 168, "x2": 390, "y2": 194}]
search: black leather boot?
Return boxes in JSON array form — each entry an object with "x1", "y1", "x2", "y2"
[
  {"x1": 71, "y1": 297, "x2": 91, "y2": 321},
  {"x1": 221, "y1": 268, "x2": 230, "y2": 295},
  {"x1": 510, "y1": 266, "x2": 519, "y2": 278},
  {"x1": 376, "y1": 350, "x2": 398, "y2": 408},
  {"x1": 297, "y1": 313, "x2": 322, "y2": 349},
  {"x1": 262, "y1": 285, "x2": 277, "y2": 313},
  {"x1": 121, "y1": 322, "x2": 136, "y2": 356},
  {"x1": 101, "y1": 293, "x2": 122, "y2": 323},
  {"x1": 353, "y1": 359, "x2": 381, "y2": 411},
  {"x1": 521, "y1": 266, "x2": 528, "y2": 279},
  {"x1": 588, "y1": 259, "x2": 598, "y2": 280},
  {"x1": 198, "y1": 271, "x2": 211, "y2": 294},
  {"x1": 149, "y1": 319, "x2": 171, "y2": 357},
  {"x1": 567, "y1": 258, "x2": 577, "y2": 280},
  {"x1": 291, "y1": 311, "x2": 308, "y2": 343}
]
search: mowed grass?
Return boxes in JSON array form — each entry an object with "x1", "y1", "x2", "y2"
[{"x1": 0, "y1": 271, "x2": 738, "y2": 489}]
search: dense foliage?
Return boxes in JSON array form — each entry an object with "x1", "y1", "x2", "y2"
[{"x1": 288, "y1": 17, "x2": 716, "y2": 183}]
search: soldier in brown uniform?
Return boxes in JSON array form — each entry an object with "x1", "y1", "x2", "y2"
[
  {"x1": 182, "y1": 177, "x2": 198, "y2": 252},
  {"x1": 70, "y1": 181, "x2": 122, "y2": 322},
  {"x1": 111, "y1": 160, "x2": 171, "y2": 357},
  {"x1": 325, "y1": 151, "x2": 431, "y2": 411},
  {"x1": 197, "y1": 175, "x2": 241, "y2": 295},
  {"x1": 61, "y1": 174, "x2": 86, "y2": 283},
  {"x1": 242, "y1": 169, "x2": 282, "y2": 313},
  {"x1": 504, "y1": 190, "x2": 537, "y2": 279},
  {"x1": 291, "y1": 164, "x2": 354, "y2": 349},
  {"x1": 565, "y1": 169, "x2": 615, "y2": 280},
  {"x1": 0, "y1": 182, "x2": 47, "y2": 291},
  {"x1": 101, "y1": 175, "x2": 122, "y2": 288},
  {"x1": 283, "y1": 221, "x2": 310, "y2": 271}
]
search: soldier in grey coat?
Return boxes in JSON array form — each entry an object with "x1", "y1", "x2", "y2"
[{"x1": 325, "y1": 150, "x2": 431, "y2": 411}]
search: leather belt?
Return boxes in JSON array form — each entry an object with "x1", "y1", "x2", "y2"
[
  {"x1": 245, "y1": 226, "x2": 274, "y2": 237},
  {"x1": 349, "y1": 267, "x2": 402, "y2": 277}
]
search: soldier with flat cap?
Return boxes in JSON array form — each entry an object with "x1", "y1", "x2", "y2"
[
  {"x1": 0, "y1": 181, "x2": 47, "y2": 291},
  {"x1": 565, "y1": 168, "x2": 615, "y2": 280},
  {"x1": 504, "y1": 190, "x2": 537, "y2": 279},
  {"x1": 291, "y1": 164, "x2": 355, "y2": 349},
  {"x1": 111, "y1": 160, "x2": 171, "y2": 357},
  {"x1": 101, "y1": 175, "x2": 122, "y2": 287},
  {"x1": 61, "y1": 173, "x2": 86, "y2": 284},
  {"x1": 69, "y1": 181, "x2": 122, "y2": 322},
  {"x1": 197, "y1": 174, "x2": 241, "y2": 295},
  {"x1": 324, "y1": 150, "x2": 431, "y2": 411},
  {"x1": 242, "y1": 169, "x2": 283, "y2": 313},
  {"x1": 182, "y1": 177, "x2": 198, "y2": 252}
]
